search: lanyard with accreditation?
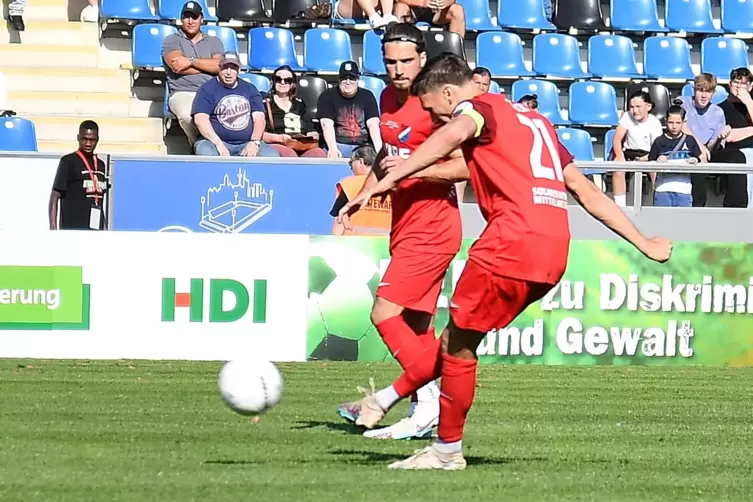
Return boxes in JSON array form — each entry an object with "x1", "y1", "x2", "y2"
[{"x1": 76, "y1": 150, "x2": 104, "y2": 230}]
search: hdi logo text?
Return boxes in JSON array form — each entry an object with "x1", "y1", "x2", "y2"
[{"x1": 161, "y1": 278, "x2": 267, "y2": 323}]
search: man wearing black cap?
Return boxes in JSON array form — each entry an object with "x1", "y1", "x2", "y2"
[
  {"x1": 317, "y1": 60, "x2": 382, "y2": 159},
  {"x1": 162, "y1": 1, "x2": 225, "y2": 147},
  {"x1": 192, "y1": 51, "x2": 280, "y2": 157}
]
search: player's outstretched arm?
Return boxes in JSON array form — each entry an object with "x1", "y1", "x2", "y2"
[
  {"x1": 409, "y1": 149, "x2": 470, "y2": 184},
  {"x1": 376, "y1": 115, "x2": 477, "y2": 192},
  {"x1": 563, "y1": 163, "x2": 672, "y2": 263}
]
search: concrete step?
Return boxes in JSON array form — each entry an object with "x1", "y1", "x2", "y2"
[
  {"x1": 21, "y1": 0, "x2": 69, "y2": 21},
  {"x1": 0, "y1": 66, "x2": 131, "y2": 94},
  {"x1": 0, "y1": 20, "x2": 98, "y2": 45},
  {"x1": 27, "y1": 115, "x2": 163, "y2": 143},
  {"x1": 8, "y1": 90, "x2": 157, "y2": 117},
  {"x1": 38, "y1": 139, "x2": 165, "y2": 155},
  {"x1": 0, "y1": 44, "x2": 99, "y2": 67}
]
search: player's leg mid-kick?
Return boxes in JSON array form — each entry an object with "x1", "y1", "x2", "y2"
[
  {"x1": 336, "y1": 23, "x2": 469, "y2": 441},
  {"x1": 338, "y1": 53, "x2": 672, "y2": 469}
]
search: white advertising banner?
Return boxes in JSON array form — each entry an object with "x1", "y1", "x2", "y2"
[
  {"x1": 0, "y1": 231, "x2": 309, "y2": 361},
  {"x1": 0, "y1": 156, "x2": 60, "y2": 231}
]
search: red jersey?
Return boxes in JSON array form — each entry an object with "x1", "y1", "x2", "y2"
[
  {"x1": 453, "y1": 93, "x2": 574, "y2": 284},
  {"x1": 379, "y1": 85, "x2": 462, "y2": 255}
]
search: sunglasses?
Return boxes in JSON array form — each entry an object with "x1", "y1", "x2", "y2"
[{"x1": 275, "y1": 76, "x2": 294, "y2": 84}]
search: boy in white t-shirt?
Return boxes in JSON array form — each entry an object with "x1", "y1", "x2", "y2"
[
  {"x1": 648, "y1": 105, "x2": 703, "y2": 207},
  {"x1": 611, "y1": 90, "x2": 664, "y2": 206}
]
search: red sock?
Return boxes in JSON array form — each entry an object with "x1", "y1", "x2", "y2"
[
  {"x1": 393, "y1": 334, "x2": 441, "y2": 397},
  {"x1": 376, "y1": 316, "x2": 425, "y2": 369},
  {"x1": 437, "y1": 352, "x2": 478, "y2": 443}
]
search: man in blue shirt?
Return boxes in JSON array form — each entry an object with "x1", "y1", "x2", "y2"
[{"x1": 192, "y1": 52, "x2": 280, "y2": 157}]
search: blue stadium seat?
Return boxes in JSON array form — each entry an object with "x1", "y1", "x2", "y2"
[
  {"x1": 610, "y1": 0, "x2": 666, "y2": 32},
  {"x1": 303, "y1": 28, "x2": 353, "y2": 73},
  {"x1": 604, "y1": 129, "x2": 616, "y2": 158},
  {"x1": 489, "y1": 80, "x2": 501, "y2": 94},
  {"x1": 643, "y1": 36, "x2": 694, "y2": 80},
  {"x1": 362, "y1": 31, "x2": 386, "y2": 75},
  {"x1": 0, "y1": 117, "x2": 37, "y2": 151},
  {"x1": 159, "y1": 0, "x2": 217, "y2": 21},
  {"x1": 497, "y1": 0, "x2": 555, "y2": 30},
  {"x1": 533, "y1": 34, "x2": 590, "y2": 79},
  {"x1": 701, "y1": 37, "x2": 749, "y2": 80},
  {"x1": 588, "y1": 35, "x2": 643, "y2": 79},
  {"x1": 511, "y1": 79, "x2": 569, "y2": 125},
  {"x1": 248, "y1": 27, "x2": 306, "y2": 72},
  {"x1": 557, "y1": 128, "x2": 594, "y2": 161},
  {"x1": 359, "y1": 76, "x2": 386, "y2": 105},
  {"x1": 721, "y1": 0, "x2": 753, "y2": 33},
  {"x1": 201, "y1": 25, "x2": 239, "y2": 56},
  {"x1": 100, "y1": 0, "x2": 159, "y2": 22},
  {"x1": 665, "y1": 0, "x2": 721, "y2": 33},
  {"x1": 132, "y1": 24, "x2": 177, "y2": 70},
  {"x1": 240, "y1": 73, "x2": 271, "y2": 93},
  {"x1": 458, "y1": 0, "x2": 498, "y2": 31},
  {"x1": 475, "y1": 32, "x2": 534, "y2": 78},
  {"x1": 568, "y1": 81, "x2": 619, "y2": 126},
  {"x1": 681, "y1": 83, "x2": 729, "y2": 104}
]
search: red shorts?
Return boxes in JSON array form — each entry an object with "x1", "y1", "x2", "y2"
[
  {"x1": 450, "y1": 260, "x2": 555, "y2": 333},
  {"x1": 376, "y1": 251, "x2": 454, "y2": 314}
]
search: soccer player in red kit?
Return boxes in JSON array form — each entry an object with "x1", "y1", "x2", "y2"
[
  {"x1": 340, "y1": 53, "x2": 673, "y2": 469},
  {"x1": 336, "y1": 23, "x2": 470, "y2": 440}
]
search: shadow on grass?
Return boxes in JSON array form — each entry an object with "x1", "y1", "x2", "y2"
[
  {"x1": 293, "y1": 420, "x2": 364, "y2": 434},
  {"x1": 329, "y1": 449, "x2": 519, "y2": 466},
  {"x1": 204, "y1": 460, "x2": 256, "y2": 465}
]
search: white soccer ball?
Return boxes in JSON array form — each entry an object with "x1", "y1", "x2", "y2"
[{"x1": 218, "y1": 360, "x2": 283, "y2": 415}]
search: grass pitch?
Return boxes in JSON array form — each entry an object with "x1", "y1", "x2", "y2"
[{"x1": 1, "y1": 360, "x2": 752, "y2": 501}]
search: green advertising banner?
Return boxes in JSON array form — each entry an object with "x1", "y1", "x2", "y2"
[
  {"x1": 307, "y1": 236, "x2": 753, "y2": 366},
  {"x1": 0, "y1": 266, "x2": 84, "y2": 325}
]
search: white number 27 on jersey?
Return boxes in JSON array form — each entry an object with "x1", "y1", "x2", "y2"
[{"x1": 516, "y1": 114, "x2": 564, "y2": 182}]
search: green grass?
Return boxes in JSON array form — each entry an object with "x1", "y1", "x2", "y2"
[{"x1": 1, "y1": 361, "x2": 752, "y2": 501}]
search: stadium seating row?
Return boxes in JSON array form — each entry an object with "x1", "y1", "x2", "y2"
[
  {"x1": 132, "y1": 26, "x2": 751, "y2": 82},
  {"x1": 102, "y1": 0, "x2": 753, "y2": 35}
]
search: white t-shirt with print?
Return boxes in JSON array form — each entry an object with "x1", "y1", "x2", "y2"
[{"x1": 619, "y1": 113, "x2": 663, "y2": 152}]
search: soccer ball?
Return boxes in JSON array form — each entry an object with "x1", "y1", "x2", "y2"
[
  {"x1": 307, "y1": 239, "x2": 391, "y2": 361},
  {"x1": 218, "y1": 360, "x2": 283, "y2": 415}
]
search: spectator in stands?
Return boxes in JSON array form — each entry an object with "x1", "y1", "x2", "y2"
[
  {"x1": 330, "y1": 145, "x2": 391, "y2": 235},
  {"x1": 162, "y1": 1, "x2": 224, "y2": 146},
  {"x1": 472, "y1": 67, "x2": 491, "y2": 93},
  {"x1": 335, "y1": 0, "x2": 399, "y2": 29},
  {"x1": 7, "y1": 0, "x2": 26, "y2": 31},
  {"x1": 708, "y1": 67, "x2": 752, "y2": 208},
  {"x1": 191, "y1": 52, "x2": 279, "y2": 157},
  {"x1": 262, "y1": 65, "x2": 326, "y2": 158},
  {"x1": 543, "y1": 0, "x2": 553, "y2": 22},
  {"x1": 676, "y1": 74, "x2": 729, "y2": 206},
  {"x1": 317, "y1": 61, "x2": 382, "y2": 159},
  {"x1": 611, "y1": 90, "x2": 663, "y2": 207},
  {"x1": 518, "y1": 94, "x2": 538, "y2": 111},
  {"x1": 394, "y1": 0, "x2": 466, "y2": 39},
  {"x1": 648, "y1": 105, "x2": 702, "y2": 207},
  {"x1": 49, "y1": 121, "x2": 108, "y2": 231}
]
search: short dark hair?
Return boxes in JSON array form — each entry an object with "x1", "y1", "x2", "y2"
[
  {"x1": 518, "y1": 94, "x2": 538, "y2": 109},
  {"x1": 350, "y1": 145, "x2": 377, "y2": 167},
  {"x1": 79, "y1": 120, "x2": 99, "y2": 134},
  {"x1": 382, "y1": 22, "x2": 425, "y2": 53},
  {"x1": 472, "y1": 67, "x2": 491, "y2": 78},
  {"x1": 666, "y1": 104, "x2": 686, "y2": 120},
  {"x1": 627, "y1": 89, "x2": 653, "y2": 105},
  {"x1": 411, "y1": 53, "x2": 473, "y2": 96},
  {"x1": 730, "y1": 67, "x2": 752, "y2": 83}
]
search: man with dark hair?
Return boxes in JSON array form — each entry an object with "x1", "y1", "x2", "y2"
[
  {"x1": 49, "y1": 121, "x2": 108, "y2": 230},
  {"x1": 471, "y1": 67, "x2": 491, "y2": 93},
  {"x1": 336, "y1": 23, "x2": 468, "y2": 441},
  {"x1": 709, "y1": 67, "x2": 753, "y2": 208},
  {"x1": 340, "y1": 53, "x2": 672, "y2": 470}
]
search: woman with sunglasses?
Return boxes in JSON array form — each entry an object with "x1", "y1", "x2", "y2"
[{"x1": 262, "y1": 66, "x2": 326, "y2": 158}]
